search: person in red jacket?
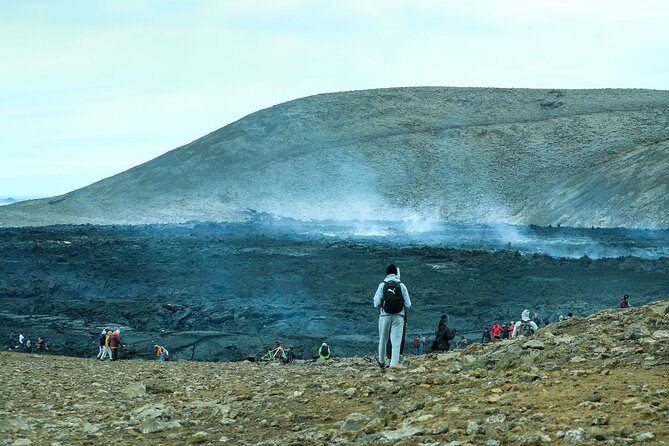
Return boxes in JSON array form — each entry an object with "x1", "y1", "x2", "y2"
[
  {"x1": 109, "y1": 330, "x2": 123, "y2": 361},
  {"x1": 491, "y1": 323, "x2": 503, "y2": 340}
]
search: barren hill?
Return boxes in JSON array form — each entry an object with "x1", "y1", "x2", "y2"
[
  {"x1": 1, "y1": 300, "x2": 667, "y2": 445},
  {"x1": 2, "y1": 87, "x2": 669, "y2": 228}
]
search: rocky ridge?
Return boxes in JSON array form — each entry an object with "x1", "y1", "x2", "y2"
[{"x1": 1, "y1": 300, "x2": 667, "y2": 445}]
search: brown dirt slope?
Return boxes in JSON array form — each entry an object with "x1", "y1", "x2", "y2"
[{"x1": 1, "y1": 300, "x2": 667, "y2": 445}]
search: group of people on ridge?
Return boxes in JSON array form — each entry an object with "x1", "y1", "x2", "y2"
[
  {"x1": 372, "y1": 265, "x2": 639, "y2": 368},
  {"x1": 96, "y1": 329, "x2": 124, "y2": 360},
  {"x1": 481, "y1": 311, "x2": 541, "y2": 343},
  {"x1": 12, "y1": 333, "x2": 47, "y2": 354}
]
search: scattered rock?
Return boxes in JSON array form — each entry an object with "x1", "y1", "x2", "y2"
[
  {"x1": 651, "y1": 330, "x2": 669, "y2": 340},
  {"x1": 564, "y1": 428, "x2": 586, "y2": 444},
  {"x1": 1, "y1": 300, "x2": 667, "y2": 445},
  {"x1": 581, "y1": 394, "x2": 602, "y2": 403},
  {"x1": 121, "y1": 382, "x2": 146, "y2": 398},
  {"x1": 522, "y1": 340, "x2": 545, "y2": 350},
  {"x1": 340, "y1": 413, "x2": 368, "y2": 432},
  {"x1": 635, "y1": 432, "x2": 655, "y2": 442}
]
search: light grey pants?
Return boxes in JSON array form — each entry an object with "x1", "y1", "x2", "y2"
[
  {"x1": 100, "y1": 346, "x2": 112, "y2": 360},
  {"x1": 378, "y1": 314, "x2": 405, "y2": 367}
]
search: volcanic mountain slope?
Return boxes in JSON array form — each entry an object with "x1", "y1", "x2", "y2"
[
  {"x1": 1, "y1": 300, "x2": 668, "y2": 445},
  {"x1": 2, "y1": 87, "x2": 669, "y2": 228}
]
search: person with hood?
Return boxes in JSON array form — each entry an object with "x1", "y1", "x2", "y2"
[
  {"x1": 109, "y1": 330, "x2": 122, "y2": 361},
  {"x1": 96, "y1": 329, "x2": 107, "y2": 359},
  {"x1": 431, "y1": 314, "x2": 456, "y2": 352},
  {"x1": 373, "y1": 264, "x2": 411, "y2": 368},
  {"x1": 318, "y1": 343, "x2": 332, "y2": 361},
  {"x1": 512, "y1": 310, "x2": 539, "y2": 337},
  {"x1": 155, "y1": 344, "x2": 169, "y2": 361}
]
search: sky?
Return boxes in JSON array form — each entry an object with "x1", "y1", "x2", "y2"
[{"x1": 1, "y1": 0, "x2": 667, "y2": 198}]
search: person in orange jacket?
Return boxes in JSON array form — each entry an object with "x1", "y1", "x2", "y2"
[{"x1": 155, "y1": 344, "x2": 169, "y2": 361}]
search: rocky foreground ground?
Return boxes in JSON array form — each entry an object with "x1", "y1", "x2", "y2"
[{"x1": 1, "y1": 300, "x2": 668, "y2": 446}]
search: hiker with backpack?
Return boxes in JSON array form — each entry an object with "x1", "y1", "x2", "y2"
[
  {"x1": 431, "y1": 314, "x2": 456, "y2": 352},
  {"x1": 373, "y1": 264, "x2": 411, "y2": 368},
  {"x1": 511, "y1": 310, "x2": 539, "y2": 337},
  {"x1": 318, "y1": 343, "x2": 332, "y2": 361}
]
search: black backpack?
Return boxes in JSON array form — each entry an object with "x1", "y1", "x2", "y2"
[
  {"x1": 517, "y1": 321, "x2": 534, "y2": 337},
  {"x1": 382, "y1": 281, "x2": 404, "y2": 314}
]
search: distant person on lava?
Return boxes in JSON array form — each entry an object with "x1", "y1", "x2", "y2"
[
  {"x1": 619, "y1": 294, "x2": 631, "y2": 308},
  {"x1": 373, "y1": 264, "x2": 411, "y2": 368},
  {"x1": 96, "y1": 329, "x2": 107, "y2": 359},
  {"x1": 110, "y1": 330, "x2": 123, "y2": 361},
  {"x1": 100, "y1": 330, "x2": 112, "y2": 360},
  {"x1": 490, "y1": 323, "x2": 503, "y2": 340},
  {"x1": 501, "y1": 323, "x2": 510, "y2": 339},
  {"x1": 155, "y1": 344, "x2": 169, "y2": 361},
  {"x1": 318, "y1": 343, "x2": 332, "y2": 361},
  {"x1": 481, "y1": 328, "x2": 491, "y2": 344},
  {"x1": 431, "y1": 314, "x2": 456, "y2": 352},
  {"x1": 456, "y1": 336, "x2": 469, "y2": 349},
  {"x1": 511, "y1": 310, "x2": 539, "y2": 337}
]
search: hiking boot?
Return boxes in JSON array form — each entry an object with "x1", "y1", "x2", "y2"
[{"x1": 377, "y1": 360, "x2": 386, "y2": 370}]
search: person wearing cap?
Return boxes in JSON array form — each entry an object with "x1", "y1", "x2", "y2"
[
  {"x1": 373, "y1": 264, "x2": 412, "y2": 368},
  {"x1": 511, "y1": 310, "x2": 539, "y2": 337},
  {"x1": 318, "y1": 343, "x2": 332, "y2": 361}
]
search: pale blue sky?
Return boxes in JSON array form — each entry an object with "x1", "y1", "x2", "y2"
[{"x1": 1, "y1": 0, "x2": 667, "y2": 197}]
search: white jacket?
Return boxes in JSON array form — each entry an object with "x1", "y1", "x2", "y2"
[{"x1": 373, "y1": 274, "x2": 411, "y2": 316}]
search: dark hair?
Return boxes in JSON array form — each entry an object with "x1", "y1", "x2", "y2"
[{"x1": 386, "y1": 264, "x2": 398, "y2": 275}]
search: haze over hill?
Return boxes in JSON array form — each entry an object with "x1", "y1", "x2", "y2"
[{"x1": 2, "y1": 87, "x2": 669, "y2": 228}]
